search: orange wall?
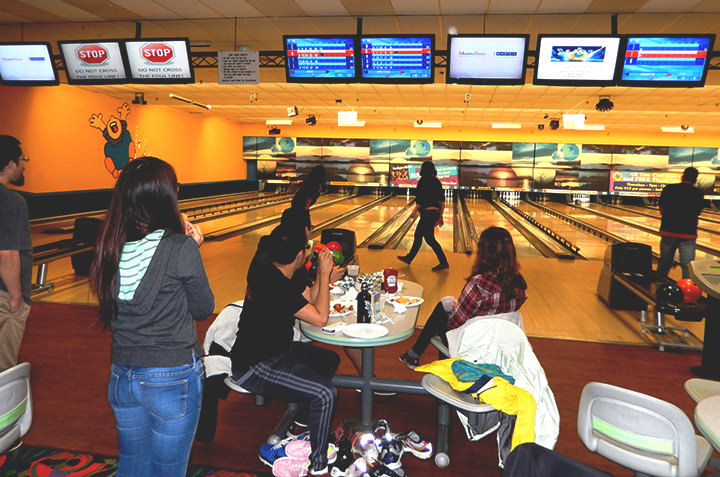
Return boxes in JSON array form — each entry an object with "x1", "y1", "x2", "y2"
[{"x1": 0, "y1": 85, "x2": 246, "y2": 193}]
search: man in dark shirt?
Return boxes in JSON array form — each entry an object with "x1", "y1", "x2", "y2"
[
  {"x1": 657, "y1": 167, "x2": 705, "y2": 278},
  {"x1": 0, "y1": 135, "x2": 32, "y2": 372},
  {"x1": 231, "y1": 225, "x2": 338, "y2": 476}
]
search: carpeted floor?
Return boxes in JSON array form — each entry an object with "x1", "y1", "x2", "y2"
[{"x1": 0, "y1": 444, "x2": 272, "y2": 477}]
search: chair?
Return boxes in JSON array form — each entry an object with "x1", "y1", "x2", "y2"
[
  {"x1": 420, "y1": 317, "x2": 559, "y2": 468},
  {"x1": 684, "y1": 378, "x2": 720, "y2": 403},
  {"x1": 0, "y1": 362, "x2": 32, "y2": 454},
  {"x1": 198, "y1": 301, "x2": 297, "y2": 445},
  {"x1": 577, "y1": 382, "x2": 713, "y2": 477}
]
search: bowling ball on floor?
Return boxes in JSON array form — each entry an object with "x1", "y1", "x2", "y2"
[
  {"x1": 326, "y1": 240, "x2": 343, "y2": 252},
  {"x1": 331, "y1": 250, "x2": 345, "y2": 266},
  {"x1": 677, "y1": 278, "x2": 703, "y2": 303},
  {"x1": 656, "y1": 283, "x2": 684, "y2": 304}
]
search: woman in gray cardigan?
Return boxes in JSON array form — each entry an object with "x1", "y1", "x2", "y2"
[{"x1": 90, "y1": 157, "x2": 214, "y2": 476}]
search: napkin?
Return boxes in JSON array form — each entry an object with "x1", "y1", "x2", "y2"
[{"x1": 390, "y1": 300, "x2": 407, "y2": 314}]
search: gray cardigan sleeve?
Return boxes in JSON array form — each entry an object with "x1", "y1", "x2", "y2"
[{"x1": 178, "y1": 238, "x2": 214, "y2": 321}]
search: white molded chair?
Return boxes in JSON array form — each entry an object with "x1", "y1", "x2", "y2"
[
  {"x1": 0, "y1": 362, "x2": 32, "y2": 454},
  {"x1": 578, "y1": 382, "x2": 712, "y2": 477},
  {"x1": 684, "y1": 378, "x2": 720, "y2": 404}
]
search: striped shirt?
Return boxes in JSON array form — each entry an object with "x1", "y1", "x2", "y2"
[{"x1": 118, "y1": 230, "x2": 164, "y2": 301}]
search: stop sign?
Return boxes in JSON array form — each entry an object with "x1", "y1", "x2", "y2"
[
  {"x1": 76, "y1": 44, "x2": 108, "y2": 65},
  {"x1": 140, "y1": 42, "x2": 175, "y2": 64}
]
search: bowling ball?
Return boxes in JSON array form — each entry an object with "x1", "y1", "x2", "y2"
[
  {"x1": 314, "y1": 243, "x2": 328, "y2": 251},
  {"x1": 326, "y1": 241, "x2": 343, "y2": 253},
  {"x1": 331, "y1": 250, "x2": 345, "y2": 266},
  {"x1": 656, "y1": 283, "x2": 684, "y2": 304},
  {"x1": 677, "y1": 278, "x2": 703, "y2": 303},
  {"x1": 277, "y1": 137, "x2": 295, "y2": 154}
]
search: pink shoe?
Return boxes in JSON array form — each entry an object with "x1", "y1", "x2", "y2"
[
  {"x1": 272, "y1": 456, "x2": 309, "y2": 477},
  {"x1": 285, "y1": 440, "x2": 337, "y2": 464}
]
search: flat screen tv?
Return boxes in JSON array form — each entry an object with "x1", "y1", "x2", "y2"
[
  {"x1": 446, "y1": 34, "x2": 529, "y2": 85},
  {"x1": 533, "y1": 34, "x2": 621, "y2": 86},
  {"x1": 284, "y1": 35, "x2": 357, "y2": 83},
  {"x1": 58, "y1": 40, "x2": 130, "y2": 85},
  {"x1": 123, "y1": 38, "x2": 194, "y2": 84},
  {"x1": 360, "y1": 35, "x2": 434, "y2": 84},
  {"x1": 0, "y1": 42, "x2": 59, "y2": 86},
  {"x1": 617, "y1": 34, "x2": 715, "y2": 87}
]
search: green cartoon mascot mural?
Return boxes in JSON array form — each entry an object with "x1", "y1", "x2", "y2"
[{"x1": 89, "y1": 102, "x2": 135, "y2": 178}]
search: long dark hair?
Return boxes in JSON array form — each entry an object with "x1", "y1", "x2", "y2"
[
  {"x1": 89, "y1": 157, "x2": 184, "y2": 327},
  {"x1": 419, "y1": 160, "x2": 436, "y2": 177},
  {"x1": 469, "y1": 226, "x2": 526, "y2": 293}
]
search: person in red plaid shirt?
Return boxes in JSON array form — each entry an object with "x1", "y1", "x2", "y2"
[{"x1": 399, "y1": 226, "x2": 527, "y2": 369}]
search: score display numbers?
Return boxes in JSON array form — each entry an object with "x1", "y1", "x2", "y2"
[
  {"x1": 360, "y1": 36, "x2": 433, "y2": 82},
  {"x1": 285, "y1": 37, "x2": 356, "y2": 80},
  {"x1": 620, "y1": 36, "x2": 713, "y2": 84}
]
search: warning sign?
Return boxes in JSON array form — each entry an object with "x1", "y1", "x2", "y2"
[{"x1": 218, "y1": 50, "x2": 259, "y2": 84}]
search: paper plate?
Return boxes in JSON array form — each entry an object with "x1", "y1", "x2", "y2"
[
  {"x1": 329, "y1": 301, "x2": 355, "y2": 318},
  {"x1": 342, "y1": 323, "x2": 389, "y2": 339},
  {"x1": 386, "y1": 296, "x2": 424, "y2": 307}
]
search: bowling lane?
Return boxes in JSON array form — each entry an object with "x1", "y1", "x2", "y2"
[
  {"x1": 586, "y1": 203, "x2": 720, "y2": 252},
  {"x1": 396, "y1": 199, "x2": 455, "y2": 253},
  {"x1": 513, "y1": 200, "x2": 610, "y2": 259},
  {"x1": 330, "y1": 195, "x2": 415, "y2": 244},
  {"x1": 464, "y1": 197, "x2": 543, "y2": 258},
  {"x1": 620, "y1": 204, "x2": 720, "y2": 231}
]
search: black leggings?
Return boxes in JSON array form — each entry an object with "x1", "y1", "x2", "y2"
[
  {"x1": 410, "y1": 301, "x2": 450, "y2": 357},
  {"x1": 406, "y1": 209, "x2": 447, "y2": 264}
]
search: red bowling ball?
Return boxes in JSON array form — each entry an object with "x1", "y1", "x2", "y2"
[
  {"x1": 314, "y1": 243, "x2": 328, "y2": 251},
  {"x1": 677, "y1": 278, "x2": 703, "y2": 303},
  {"x1": 326, "y1": 240, "x2": 343, "y2": 253}
]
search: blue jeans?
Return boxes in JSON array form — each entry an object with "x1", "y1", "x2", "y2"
[
  {"x1": 657, "y1": 236, "x2": 696, "y2": 278},
  {"x1": 108, "y1": 355, "x2": 203, "y2": 477}
]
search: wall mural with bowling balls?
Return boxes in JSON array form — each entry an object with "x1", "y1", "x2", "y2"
[{"x1": 243, "y1": 135, "x2": 720, "y2": 194}]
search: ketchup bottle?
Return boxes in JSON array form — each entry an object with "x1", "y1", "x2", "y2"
[{"x1": 383, "y1": 267, "x2": 398, "y2": 293}]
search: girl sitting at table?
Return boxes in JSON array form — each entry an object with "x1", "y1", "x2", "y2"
[{"x1": 399, "y1": 226, "x2": 528, "y2": 369}]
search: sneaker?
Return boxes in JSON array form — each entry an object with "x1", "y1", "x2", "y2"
[
  {"x1": 396, "y1": 255, "x2": 412, "y2": 265},
  {"x1": 431, "y1": 262, "x2": 449, "y2": 271},
  {"x1": 286, "y1": 439, "x2": 338, "y2": 465},
  {"x1": 396, "y1": 431, "x2": 433, "y2": 460},
  {"x1": 378, "y1": 439, "x2": 404, "y2": 470},
  {"x1": 273, "y1": 456, "x2": 309, "y2": 477},
  {"x1": 309, "y1": 465, "x2": 329, "y2": 476},
  {"x1": 398, "y1": 352, "x2": 419, "y2": 370},
  {"x1": 372, "y1": 419, "x2": 391, "y2": 443},
  {"x1": 260, "y1": 442, "x2": 289, "y2": 467}
]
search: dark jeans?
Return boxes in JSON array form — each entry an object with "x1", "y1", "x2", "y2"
[
  {"x1": 406, "y1": 209, "x2": 447, "y2": 264},
  {"x1": 235, "y1": 342, "x2": 340, "y2": 471},
  {"x1": 657, "y1": 236, "x2": 696, "y2": 278},
  {"x1": 410, "y1": 301, "x2": 450, "y2": 357}
]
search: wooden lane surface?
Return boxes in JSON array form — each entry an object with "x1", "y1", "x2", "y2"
[{"x1": 34, "y1": 234, "x2": 705, "y2": 346}]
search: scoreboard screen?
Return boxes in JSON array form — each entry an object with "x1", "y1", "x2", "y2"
[
  {"x1": 284, "y1": 36, "x2": 357, "y2": 82},
  {"x1": 360, "y1": 35, "x2": 434, "y2": 83},
  {"x1": 618, "y1": 35, "x2": 715, "y2": 87}
]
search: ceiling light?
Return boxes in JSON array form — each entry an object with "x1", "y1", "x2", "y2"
[
  {"x1": 169, "y1": 93, "x2": 211, "y2": 110},
  {"x1": 305, "y1": 115, "x2": 317, "y2": 126},
  {"x1": 338, "y1": 110, "x2": 364, "y2": 126},
  {"x1": 577, "y1": 124, "x2": 605, "y2": 131},
  {"x1": 414, "y1": 121, "x2": 442, "y2": 128},
  {"x1": 661, "y1": 126, "x2": 694, "y2": 133},
  {"x1": 562, "y1": 113, "x2": 586, "y2": 129},
  {"x1": 595, "y1": 96, "x2": 614, "y2": 112},
  {"x1": 491, "y1": 123, "x2": 522, "y2": 129},
  {"x1": 266, "y1": 119, "x2": 293, "y2": 125},
  {"x1": 340, "y1": 121, "x2": 365, "y2": 127},
  {"x1": 287, "y1": 106, "x2": 299, "y2": 117}
]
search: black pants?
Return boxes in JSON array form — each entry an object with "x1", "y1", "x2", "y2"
[
  {"x1": 406, "y1": 209, "x2": 447, "y2": 264},
  {"x1": 410, "y1": 301, "x2": 449, "y2": 357}
]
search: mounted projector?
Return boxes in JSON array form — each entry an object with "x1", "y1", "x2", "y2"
[
  {"x1": 287, "y1": 106, "x2": 299, "y2": 117},
  {"x1": 549, "y1": 119, "x2": 560, "y2": 130},
  {"x1": 595, "y1": 97, "x2": 614, "y2": 112},
  {"x1": 269, "y1": 127, "x2": 281, "y2": 135},
  {"x1": 306, "y1": 114, "x2": 317, "y2": 126}
]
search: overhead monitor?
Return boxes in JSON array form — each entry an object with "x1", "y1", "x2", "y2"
[
  {"x1": 284, "y1": 35, "x2": 357, "y2": 82},
  {"x1": 618, "y1": 34, "x2": 715, "y2": 87},
  {"x1": 0, "y1": 42, "x2": 59, "y2": 86},
  {"x1": 360, "y1": 35, "x2": 434, "y2": 83},
  {"x1": 533, "y1": 34, "x2": 621, "y2": 86},
  {"x1": 123, "y1": 38, "x2": 194, "y2": 84},
  {"x1": 58, "y1": 40, "x2": 130, "y2": 85},
  {"x1": 446, "y1": 34, "x2": 529, "y2": 85}
]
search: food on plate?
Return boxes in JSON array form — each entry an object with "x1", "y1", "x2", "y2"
[
  {"x1": 331, "y1": 303, "x2": 354, "y2": 315},
  {"x1": 395, "y1": 296, "x2": 422, "y2": 305}
]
